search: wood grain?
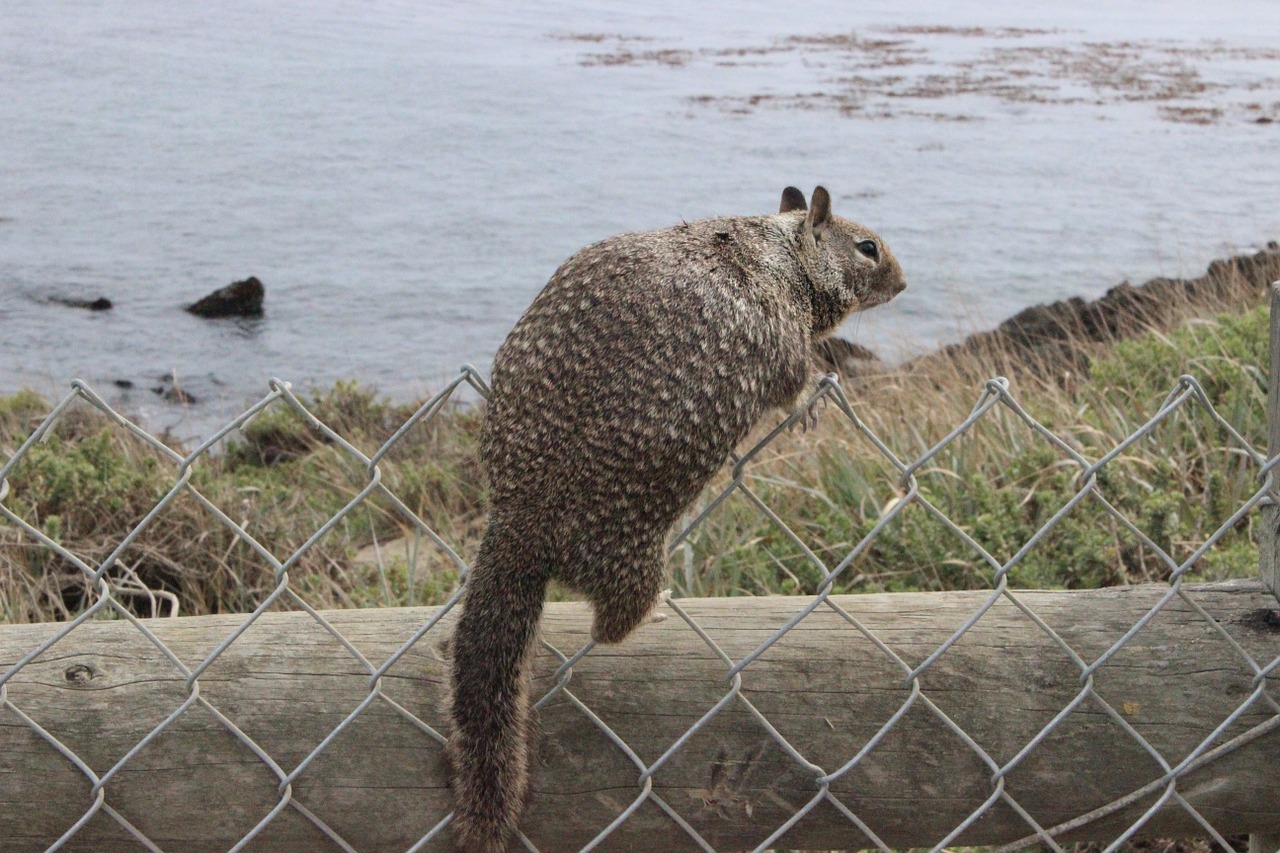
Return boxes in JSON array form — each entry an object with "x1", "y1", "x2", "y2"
[{"x1": 3, "y1": 582, "x2": 1280, "y2": 852}]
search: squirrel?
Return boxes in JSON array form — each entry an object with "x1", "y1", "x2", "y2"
[{"x1": 446, "y1": 186, "x2": 906, "y2": 852}]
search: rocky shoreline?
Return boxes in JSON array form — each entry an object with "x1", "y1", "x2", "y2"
[
  {"x1": 951, "y1": 241, "x2": 1280, "y2": 368},
  {"x1": 816, "y1": 242, "x2": 1280, "y2": 381}
]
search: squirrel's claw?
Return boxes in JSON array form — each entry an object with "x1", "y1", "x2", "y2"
[
  {"x1": 648, "y1": 589, "x2": 673, "y2": 624},
  {"x1": 791, "y1": 397, "x2": 824, "y2": 433}
]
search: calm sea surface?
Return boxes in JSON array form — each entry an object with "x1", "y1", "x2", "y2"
[{"x1": 3, "y1": 0, "x2": 1279, "y2": 436}]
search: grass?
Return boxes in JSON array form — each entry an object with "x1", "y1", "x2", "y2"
[
  {"x1": 676, "y1": 304, "x2": 1269, "y2": 600},
  {"x1": 0, "y1": 293, "x2": 1273, "y2": 624},
  {"x1": 0, "y1": 382, "x2": 487, "y2": 621}
]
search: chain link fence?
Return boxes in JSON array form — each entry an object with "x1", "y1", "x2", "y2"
[{"x1": 3, "y1": 312, "x2": 1280, "y2": 851}]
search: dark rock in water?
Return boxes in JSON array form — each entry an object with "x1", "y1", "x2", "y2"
[
  {"x1": 113, "y1": 379, "x2": 134, "y2": 389},
  {"x1": 812, "y1": 337, "x2": 881, "y2": 378},
  {"x1": 185, "y1": 276, "x2": 264, "y2": 318},
  {"x1": 50, "y1": 295, "x2": 112, "y2": 311}
]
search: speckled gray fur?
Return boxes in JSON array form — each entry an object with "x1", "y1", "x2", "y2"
[{"x1": 446, "y1": 187, "x2": 906, "y2": 852}]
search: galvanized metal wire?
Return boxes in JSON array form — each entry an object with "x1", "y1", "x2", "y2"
[{"x1": 1, "y1": 359, "x2": 1277, "y2": 852}]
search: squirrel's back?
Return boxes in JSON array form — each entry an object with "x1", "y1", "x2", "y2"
[{"x1": 483, "y1": 214, "x2": 812, "y2": 542}]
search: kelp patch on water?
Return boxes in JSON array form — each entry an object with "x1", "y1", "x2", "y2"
[{"x1": 559, "y1": 26, "x2": 1280, "y2": 125}]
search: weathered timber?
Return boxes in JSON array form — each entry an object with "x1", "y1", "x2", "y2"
[
  {"x1": 2, "y1": 582, "x2": 1280, "y2": 852},
  {"x1": 1262, "y1": 282, "x2": 1280, "y2": 601}
]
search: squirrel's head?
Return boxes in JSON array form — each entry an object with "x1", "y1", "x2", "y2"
[{"x1": 780, "y1": 185, "x2": 906, "y2": 336}]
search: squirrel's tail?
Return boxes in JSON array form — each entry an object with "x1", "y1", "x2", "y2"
[{"x1": 447, "y1": 523, "x2": 549, "y2": 853}]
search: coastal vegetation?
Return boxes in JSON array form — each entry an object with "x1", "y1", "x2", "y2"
[{"x1": 0, "y1": 255, "x2": 1276, "y2": 624}]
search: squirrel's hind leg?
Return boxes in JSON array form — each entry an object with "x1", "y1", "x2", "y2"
[{"x1": 587, "y1": 539, "x2": 668, "y2": 644}]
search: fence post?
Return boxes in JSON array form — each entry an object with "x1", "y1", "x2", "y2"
[
  {"x1": 1265, "y1": 282, "x2": 1280, "y2": 599},
  {"x1": 1251, "y1": 281, "x2": 1280, "y2": 853}
]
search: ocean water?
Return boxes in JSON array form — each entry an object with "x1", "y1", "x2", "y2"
[{"x1": 2, "y1": 0, "x2": 1279, "y2": 437}]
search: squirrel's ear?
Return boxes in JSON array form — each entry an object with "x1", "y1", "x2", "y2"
[
  {"x1": 806, "y1": 187, "x2": 832, "y2": 231},
  {"x1": 779, "y1": 186, "x2": 807, "y2": 213}
]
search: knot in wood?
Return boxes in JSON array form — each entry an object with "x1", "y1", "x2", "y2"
[{"x1": 63, "y1": 663, "x2": 95, "y2": 685}]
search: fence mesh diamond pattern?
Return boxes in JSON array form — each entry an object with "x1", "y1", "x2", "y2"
[{"x1": 2, "y1": 359, "x2": 1279, "y2": 852}]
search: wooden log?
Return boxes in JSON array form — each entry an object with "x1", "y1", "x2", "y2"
[{"x1": 3, "y1": 582, "x2": 1280, "y2": 852}]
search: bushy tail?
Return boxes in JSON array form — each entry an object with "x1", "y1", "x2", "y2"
[{"x1": 447, "y1": 525, "x2": 549, "y2": 853}]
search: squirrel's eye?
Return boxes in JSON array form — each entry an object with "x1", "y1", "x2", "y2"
[{"x1": 857, "y1": 240, "x2": 879, "y2": 261}]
